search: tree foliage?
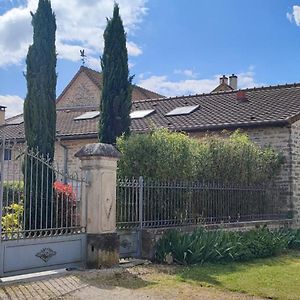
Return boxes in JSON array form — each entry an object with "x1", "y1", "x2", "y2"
[
  {"x1": 23, "y1": 0, "x2": 56, "y2": 229},
  {"x1": 117, "y1": 129, "x2": 283, "y2": 184},
  {"x1": 99, "y1": 3, "x2": 132, "y2": 144},
  {"x1": 24, "y1": 0, "x2": 57, "y2": 159}
]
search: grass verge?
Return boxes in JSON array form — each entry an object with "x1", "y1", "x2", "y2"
[{"x1": 177, "y1": 250, "x2": 300, "y2": 299}]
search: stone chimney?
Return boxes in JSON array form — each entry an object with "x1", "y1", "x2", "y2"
[
  {"x1": 0, "y1": 106, "x2": 6, "y2": 126},
  {"x1": 220, "y1": 75, "x2": 228, "y2": 85},
  {"x1": 229, "y1": 74, "x2": 238, "y2": 90}
]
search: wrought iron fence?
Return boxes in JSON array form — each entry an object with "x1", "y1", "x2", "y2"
[
  {"x1": 117, "y1": 177, "x2": 289, "y2": 229},
  {"x1": 0, "y1": 138, "x2": 86, "y2": 240}
]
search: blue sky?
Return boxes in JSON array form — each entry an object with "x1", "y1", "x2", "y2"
[{"x1": 1, "y1": 0, "x2": 300, "y2": 117}]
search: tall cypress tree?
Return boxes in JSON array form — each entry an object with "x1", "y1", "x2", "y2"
[
  {"x1": 24, "y1": 0, "x2": 56, "y2": 157},
  {"x1": 23, "y1": 0, "x2": 56, "y2": 229},
  {"x1": 99, "y1": 4, "x2": 132, "y2": 144}
]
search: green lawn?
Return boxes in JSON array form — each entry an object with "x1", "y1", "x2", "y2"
[{"x1": 177, "y1": 250, "x2": 300, "y2": 300}]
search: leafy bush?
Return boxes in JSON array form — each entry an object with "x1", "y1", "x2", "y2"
[
  {"x1": 284, "y1": 228, "x2": 300, "y2": 249},
  {"x1": 1, "y1": 182, "x2": 24, "y2": 237},
  {"x1": 195, "y1": 131, "x2": 283, "y2": 184},
  {"x1": 155, "y1": 227, "x2": 297, "y2": 265},
  {"x1": 117, "y1": 129, "x2": 283, "y2": 184},
  {"x1": 1, "y1": 203, "x2": 23, "y2": 235},
  {"x1": 117, "y1": 129, "x2": 198, "y2": 180}
]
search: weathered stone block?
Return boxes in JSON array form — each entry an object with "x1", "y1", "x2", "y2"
[{"x1": 87, "y1": 233, "x2": 119, "y2": 268}]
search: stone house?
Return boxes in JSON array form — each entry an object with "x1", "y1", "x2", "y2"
[
  {"x1": 2, "y1": 68, "x2": 300, "y2": 224},
  {"x1": 0, "y1": 66, "x2": 163, "y2": 180}
]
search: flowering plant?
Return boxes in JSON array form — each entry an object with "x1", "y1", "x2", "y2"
[
  {"x1": 53, "y1": 181, "x2": 77, "y2": 228},
  {"x1": 53, "y1": 181, "x2": 76, "y2": 200}
]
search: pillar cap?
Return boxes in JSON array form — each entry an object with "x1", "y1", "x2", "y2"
[{"x1": 75, "y1": 143, "x2": 121, "y2": 159}]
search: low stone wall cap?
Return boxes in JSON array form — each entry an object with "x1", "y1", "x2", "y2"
[{"x1": 75, "y1": 143, "x2": 121, "y2": 158}]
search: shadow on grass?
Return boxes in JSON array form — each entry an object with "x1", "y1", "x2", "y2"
[{"x1": 158, "y1": 250, "x2": 300, "y2": 288}]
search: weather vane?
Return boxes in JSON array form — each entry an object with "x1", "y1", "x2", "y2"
[{"x1": 80, "y1": 49, "x2": 87, "y2": 65}]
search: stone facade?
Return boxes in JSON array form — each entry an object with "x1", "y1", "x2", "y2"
[
  {"x1": 290, "y1": 119, "x2": 300, "y2": 225},
  {"x1": 54, "y1": 138, "x2": 97, "y2": 175},
  {"x1": 3, "y1": 138, "x2": 98, "y2": 181},
  {"x1": 57, "y1": 71, "x2": 100, "y2": 108}
]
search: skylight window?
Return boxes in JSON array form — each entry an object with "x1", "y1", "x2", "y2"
[
  {"x1": 74, "y1": 111, "x2": 100, "y2": 120},
  {"x1": 165, "y1": 105, "x2": 200, "y2": 116},
  {"x1": 130, "y1": 109, "x2": 155, "y2": 119},
  {"x1": 6, "y1": 116, "x2": 24, "y2": 125}
]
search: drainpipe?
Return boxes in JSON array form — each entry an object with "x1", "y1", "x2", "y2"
[{"x1": 59, "y1": 140, "x2": 68, "y2": 184}]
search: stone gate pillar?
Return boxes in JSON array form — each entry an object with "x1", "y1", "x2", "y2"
[{"x1": 75, "y1": 143, "x2": 121, "y2": 268}]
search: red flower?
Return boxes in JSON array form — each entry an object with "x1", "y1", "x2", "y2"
[{"x1": 53, "y1": 181, "x2": 76, "y2": 201}]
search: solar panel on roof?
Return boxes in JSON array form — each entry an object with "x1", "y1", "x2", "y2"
[
  {"x1": 130, "y1": 109, "x2": 155, "y2": 119},
  {"x1": 74, "y1": 111, "x2": 100, "y2": 120},
  {"x1": 165, "y1": 105, "x2": 200, "y2": 116},
  {"x1": 6, "y1": 116, "x2": 24, "y2": 125}
]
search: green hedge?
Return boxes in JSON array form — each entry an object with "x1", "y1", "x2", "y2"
[
  {"x1": 117, "y1": 129, "x2": 283, "y2": 184},
  {"x1": 155, "y1": 227, "x2": 300, "y2": 265}
]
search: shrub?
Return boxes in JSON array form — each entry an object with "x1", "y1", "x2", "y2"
[
  {"x1": 117, "y1": 129, "x2": 283, "y2": 184},
  {"x1": 155, "y1": 227, "x2": 296, "y2": 265},
  {"x1": 285, "y1": 228, "x2": 300, "y2": 249},
  {"x1": 1, "y1": 182, "x2": 24, "y2": 237},
  {"x1": 117, "y1": 129, "x2": 198, "y2": 180},
  {"x1": 1, "y1": 203, "x2": 23, "y2": 236},
  {"x1": 195, "y1": 131, "x2": 283, "y2": 184}
]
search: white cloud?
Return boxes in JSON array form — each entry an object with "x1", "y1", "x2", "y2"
[
  {"x1": 287, "y1": 5, "x2": 300, "y2": 25},
  {"x1": 287, "y1": 12, "x2": 293, "y2": 23},
  {"x1": 174, "y1": 69, "x2": 198, "y2": 78},
  {"x1": 0, "y1": 95, "x2": 23, "y2": 118},
  {"x1": 0, "y1": 0, "x2": 147, "y2": 67},
  {"x1": 126, "y1": 41, "x2": 143, "y2": 56},
  {"x1": 138, "y1": 69, "x2": 263, "y2": 97}
]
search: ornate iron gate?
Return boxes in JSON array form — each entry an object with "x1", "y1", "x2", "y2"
[{"x1": 0, "y1": 138, "x2": 87, "y2": 277}]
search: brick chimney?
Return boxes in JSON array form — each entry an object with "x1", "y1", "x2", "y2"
[
  {"x1": 236, "y1": 90, "x2": 247, "y2": 102},
  {"x1": 229, "y1": 74, "x2": 238, "y2": 90},
  {"x1": 219, "y1": 75, "x2": 228, "y2": 85},
  {"x1": 0, "y1": 106, "x2": 6, "y2": 126}
]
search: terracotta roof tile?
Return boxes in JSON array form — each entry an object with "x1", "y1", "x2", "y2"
[{"x1": 3, "y1": 83, "x2": 300, "y2": 140}]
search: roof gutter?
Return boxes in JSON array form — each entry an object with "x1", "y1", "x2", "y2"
[
  {"x1": 180, "y1": 119, "x2": 290, "y2": 133},
  {"x1": 57, "y1": 133, "x2": 98, "y2": 141}
]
